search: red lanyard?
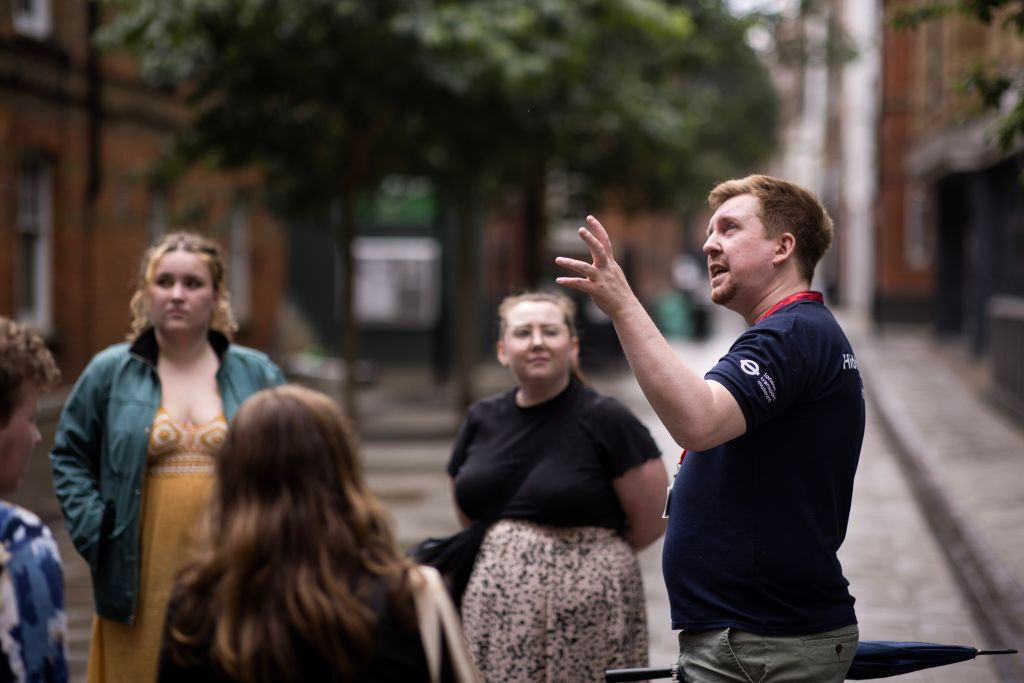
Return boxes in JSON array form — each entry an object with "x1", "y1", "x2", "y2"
[{"x1": 753, "y1": 290, "x2": 823, "y2": 324}]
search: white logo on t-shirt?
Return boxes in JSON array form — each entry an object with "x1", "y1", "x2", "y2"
[{"x1": 740, "y1": 359, "x2": 760, "y2": 376}]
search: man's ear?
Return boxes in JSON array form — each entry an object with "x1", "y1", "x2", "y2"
[
  {"x1": 772, "y1": 232, "x2": 796, "y2": 265},
  {"x1": 496, "y1": 340, "x2": 508, "y2": 367}
]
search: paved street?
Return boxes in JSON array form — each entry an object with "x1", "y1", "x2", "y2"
[
  {"x1": 851, "y1": 323, "x2": 1024, "y2": 682},
  {"x1": 15, "y1": 308, "x2": 1020, "y2": 681},
  {"x1": 840, "y1": 399, "x2": 1000, "y2": 682}
]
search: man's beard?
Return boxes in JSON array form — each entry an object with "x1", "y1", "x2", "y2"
[{"x1": 710, "y1": 280, "x2": 736, "y2": 306}]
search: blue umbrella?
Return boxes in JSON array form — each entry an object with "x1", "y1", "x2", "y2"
[
  {"x1": 846, "y1": 641, "x2": 1016, "y2": 679},
  {"x1": 604, "y1": 640, "x2": 1017, "y2": 682}
]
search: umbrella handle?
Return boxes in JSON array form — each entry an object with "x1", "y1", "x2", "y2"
[
  {"x1": 604, "y1": 666, "x2": 676, "y2": 681},
  {"x1": 977, "y1": 649, "x2": 1018, "y2": 655}
]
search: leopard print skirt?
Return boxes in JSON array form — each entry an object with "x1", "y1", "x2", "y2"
[{"x1": 461, "y1": 519, "x2": 648, "y2": 683}]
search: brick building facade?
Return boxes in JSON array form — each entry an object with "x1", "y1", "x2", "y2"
[
  {"x1": 877, "y1": 1, "x2": 1024, "y2": 418},
  {"x1": 1, "y1": 0, "x2": 286, "y2": 380},
  {"x1": 876, "y1": 1, "x2": 1024, "y2": 333}
]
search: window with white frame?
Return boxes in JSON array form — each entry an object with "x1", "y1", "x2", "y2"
[
  {"x1": 353, "y1": 237, "x2": 441, "y2": 328},
  {"x1": 13, "y1": 0, "x2": 52, "y2": 40},
  {"x1": 229, "y1": 201, "x2": 252, "y2": 324},
  {"x1": 16, "y1": 157, "x2": 53, "y2": 332}
]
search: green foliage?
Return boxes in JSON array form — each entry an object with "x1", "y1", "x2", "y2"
[
  {"x1": 564, "y1": 0, "x2": 779, "y2": 209},
  {"x1": 891, "y1": 0, "x2": 1024, "y2": 28},
  {"x1": 98, "y1": 0, "x2": 779, "y2": 213},
  {"x1": 891, "y1": 0, "x2": 1024, "y2": 152},
  {"x1": 889, "y1": 1, "x2": 958, "y2": 30},
  {"x1": 100, "y1": 0, "x2": 427, "y2": 212},
  {"x1": 959, "y1": 64, "x2": 1013, "y2": 109}
]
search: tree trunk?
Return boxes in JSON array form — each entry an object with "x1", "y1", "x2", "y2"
[
  {"x1": 522, "y1": 169, "x2": 546, "y2": 287},
  {"x1": 338, "y1": 184, "x2": 359, "y2": 423},
  {"x1": 455, "y1": 194, "x2": 477, "y2": 412}
]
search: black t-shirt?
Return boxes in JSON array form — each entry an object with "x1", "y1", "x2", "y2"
[
  {"x1": 662, "y1": 299, "x2": 864, "y2": 635},
  {"x1": 447, "y1": 378, "x2": 660, "y2": 530}
]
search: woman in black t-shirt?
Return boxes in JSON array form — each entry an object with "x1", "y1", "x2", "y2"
[{"x1": 448, "y1": 291, "x2": 668, "y2": 683}]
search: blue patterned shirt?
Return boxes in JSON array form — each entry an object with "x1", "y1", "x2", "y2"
[{"x1": 0, "y1": 501, "x2": 68, "y2": 682}]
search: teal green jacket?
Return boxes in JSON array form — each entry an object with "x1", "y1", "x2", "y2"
[{"x1": 49, "y1": 329, "x2": 285, "y2": 623}]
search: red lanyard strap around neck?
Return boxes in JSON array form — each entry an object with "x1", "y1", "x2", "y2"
[{"x1": 754, "y1": 291, "x2": 823, "y2": 324}]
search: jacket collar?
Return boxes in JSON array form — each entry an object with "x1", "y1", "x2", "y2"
[{"x1": 129, "y1": 327, "x2": 230, "y2": 366}]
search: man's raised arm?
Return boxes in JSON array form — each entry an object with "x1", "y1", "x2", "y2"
[{"x1": 555, "y1": 215, "x2": 745, "y2": 451}]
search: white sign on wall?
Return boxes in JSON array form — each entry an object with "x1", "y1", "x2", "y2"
[{"x1": 353, "y1": 237, "x2": 441, "y2": 329}]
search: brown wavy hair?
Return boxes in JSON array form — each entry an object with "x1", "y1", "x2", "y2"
[
  {"x1": 0, "y1": 317, "x2": 60, "y2": 426},
  {"x1": 127, "y1": 231, "x2": 238, "y2": 340},
  {"x1": 497, "y1": 290, "x2": 586, "y2": 384},
  {"x1": 164, "y1": 385, "x2": 416, "y2": 682},
  {"x1": 708, "y1": 174, "x2": 834, "y2": 281}
]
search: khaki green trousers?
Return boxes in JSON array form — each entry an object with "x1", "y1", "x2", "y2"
[{"x1": 677, "y1": 624, "x2": 859, "y2": 682}]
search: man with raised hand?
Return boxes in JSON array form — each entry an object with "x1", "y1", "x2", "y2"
[{"x1": 556, "y1": 175, "x2": 864, "y2": 683}]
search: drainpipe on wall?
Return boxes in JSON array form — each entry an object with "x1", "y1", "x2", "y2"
[{"x1": 83, "y1": 0, "x2": 102, "y2": 366}]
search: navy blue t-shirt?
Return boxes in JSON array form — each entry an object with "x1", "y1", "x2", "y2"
[{"x1": 662, "y1": 298, "x2": 864, "y2": 635}]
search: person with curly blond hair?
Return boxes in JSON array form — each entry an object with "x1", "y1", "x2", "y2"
[
  {"x1": 49, "y1": 232, "x2": 284, "y2": 682},
  {"x1": 0, "y1": 316, "x2": 65, "y2": 681}
]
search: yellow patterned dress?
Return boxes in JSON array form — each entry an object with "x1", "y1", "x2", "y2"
[{"x1": 87, "y1": 407, "x2": 226, "y2": 683}]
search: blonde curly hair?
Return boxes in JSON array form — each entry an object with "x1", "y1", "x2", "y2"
[{"x1": 127, "y1": 231, "x2": 238, "y2": 340}]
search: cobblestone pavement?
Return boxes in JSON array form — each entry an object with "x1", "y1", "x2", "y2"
[
  {"x1": 851, "y1": 320, "x2": 1024, "y2": 682},
  {"x1": 16, "y1": 307, "x2": 1021, "y2": 681}
]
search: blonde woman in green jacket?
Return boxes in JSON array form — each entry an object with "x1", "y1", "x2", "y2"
[{"x1": 49, "y1": 232, "x2": 284, "y2": 683}]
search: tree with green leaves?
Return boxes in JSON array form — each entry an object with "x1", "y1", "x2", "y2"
[
  {"x1": 391, "y1": 0, "x2": 711, "y2": 407},
  {"x1": 100, "y1": 0, "x2": 447, "y2": 416},
  {"x1": 100, "y1": 0, "x2": 779, "y2": 412},
  {"x1": 389, "y1": 0, "x2": 777, "y2": 406}
]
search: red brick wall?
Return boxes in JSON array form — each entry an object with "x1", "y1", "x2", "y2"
[
  {"x1": 876, "y1": 2, "x2": 933, "y2": 304},
  {"x1": 876, "y1": 1, "x2": 1024, "y2": 319},
  {"x1": 1, "y1": 4, "x2": 287, "y2": 379}
]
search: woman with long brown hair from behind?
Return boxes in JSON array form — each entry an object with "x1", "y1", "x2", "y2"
[{"x1": 158, "y1": 385, "x2": 477, "y2": 683}]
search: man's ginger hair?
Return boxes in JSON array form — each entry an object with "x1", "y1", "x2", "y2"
[{"x1": 708, "y1": 174, "x2": 833, "y2": 281}]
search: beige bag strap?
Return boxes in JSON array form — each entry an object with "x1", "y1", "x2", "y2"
[
  {"x1": 413, "y1": 567, "x2": 442, "y2": 681},
  {"x1": 412, "y1": 566, "x2": 481, "y2": 683}
]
